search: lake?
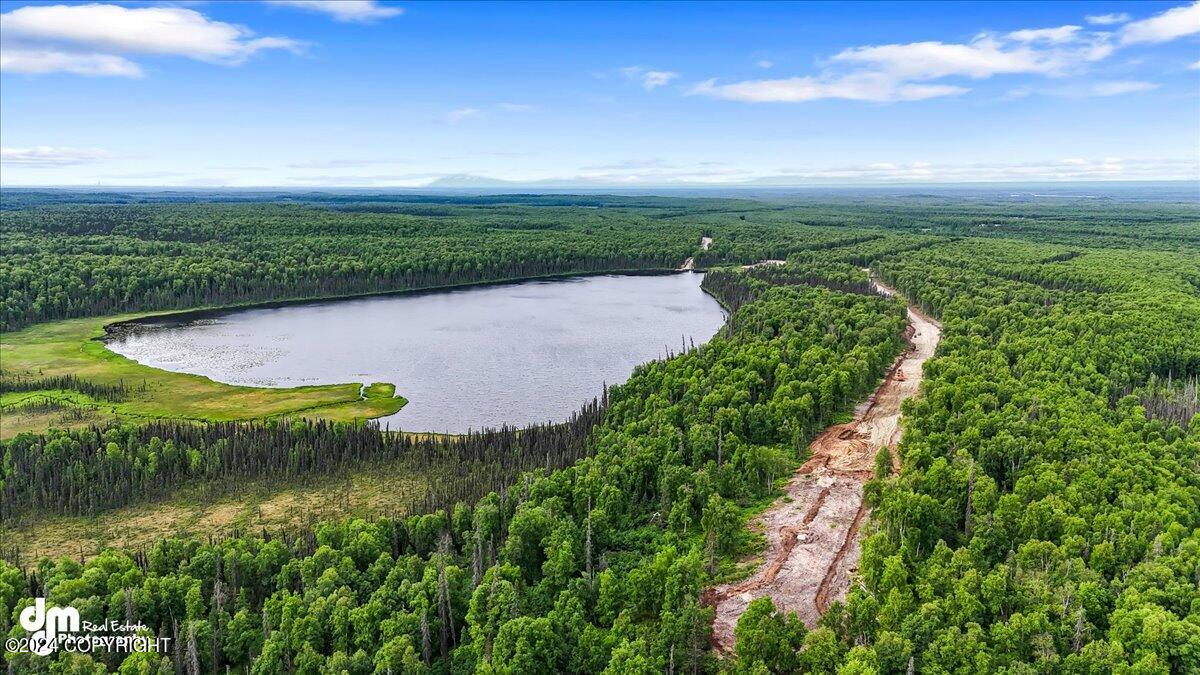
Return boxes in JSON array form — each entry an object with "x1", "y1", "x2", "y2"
[{"x1": 105, "y1": 273, "x2": 726, "y2": 433}]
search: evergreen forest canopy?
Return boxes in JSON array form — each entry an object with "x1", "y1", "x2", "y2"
[{"x1": 0, "y1": 189, "x2": 1198, "y2": 674}]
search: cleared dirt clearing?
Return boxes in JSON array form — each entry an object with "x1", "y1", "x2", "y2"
[{"x1": 706, "y1": 277, "x2": 941, "y2": 653}]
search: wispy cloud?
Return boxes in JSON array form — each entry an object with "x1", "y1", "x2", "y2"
[
  {"x1": 689, "y1": 2, "x2": 1198, "y2": 104},
  {"x1": 768, "y1": 157, "x2": 1198, "y2": 182},
  {"x1": 642, "y1": 70, "x2": 678, "y2": 90},
  {"x1": 282, "y1": 172, "x2": 436, "y2": 187},
  {"x1": 1119, "y1": 1, "x2": 1200, "y2": 45},
  {"x1": 443, "y1": 107, "x2": 481, "y2": 123},
  {"x1": 1007, "y1": 79, "x2": 1161, "y2": 99},
  {"x1": 0, "y1": 3, "x2": 301, "y2": 77},
  {"x1": 829, "y1": 32, "x2": 1112, "y2": 80},
  {"x1": 1, "y1": 146, "x2": 109, "y2": 166},
  {"x1": 0, "y1": 49, "x2": 142, "y2": 77},
  {"x1": 580, "y1": 158, "x2": 673, "y2": 171},
  {"x1": 690, "y1": 31, "x2": 1107, "y2": 103},
  {"x1": 1006, "y1": 25, "x2": 1085, "y2": 44},
  {"x1": 1085, "y1": 13, "x2": 1130, "y2": 26},
  {"x1": 98, "y1": 170, "x2": 186, "y2": 180},
  {"x1": 434, "y1": 103, "x2": 536, "y2": 124},
  {"x1": 264, "y1": 1, "x2": 403, "y2": 24},
  {"x1": 690, "y1": 73, "x2": 967, "y2": 103},
  {"x1": 620, "y1": 66, "x2": 679, "y2": 90},
  {"x1": 424, "y1": 156, "x2": 1199, "y2": 185},
  {"x1": 1080, "y1": 80, "x2": 1159, "y2": 96},
  {"x1": 288, "y1": 158, "x2": 405, "y2": 169},
  {"x1": 756, "y1": 60, "x2": 774, "y2": 69}
]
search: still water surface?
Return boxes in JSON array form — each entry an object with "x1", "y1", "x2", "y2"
[{"x1": 106, "y1": 273, "x2": 726, "y2": 433}]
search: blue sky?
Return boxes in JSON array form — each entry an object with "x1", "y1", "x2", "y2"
[{"x1": 1, "y1": 0, "x2": 1198, "y2": 187}]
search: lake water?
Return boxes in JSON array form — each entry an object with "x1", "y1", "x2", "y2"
[{"x1": 106, "y1": 273, "x2": 726, "y2": 433}]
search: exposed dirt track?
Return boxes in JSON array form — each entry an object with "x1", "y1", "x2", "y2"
[
  {"x1": 743, "y1": 259, "x2": 786, "y2": 269},
  {"x1": 679, "y1": 236, "x2": 714, "y2": 271},
  {"x1": 706, "y1": 276, "x2": 941, "y2": 653}
]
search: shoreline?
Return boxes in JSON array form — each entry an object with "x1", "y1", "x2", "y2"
[{"x1": 99, "y1": 267, "x2": 693, "y2": 335}]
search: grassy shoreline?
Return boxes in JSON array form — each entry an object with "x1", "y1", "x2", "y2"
[
  {"x1": 0, "y1": 314, "x2": 407, "y2": 438},
  {"x1": 0, "y1": 268, "x2": 691, "y2": 438}
]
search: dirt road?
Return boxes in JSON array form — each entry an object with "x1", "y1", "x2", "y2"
[
  {"x1": 743, "y1": 259, "x2": 785, "y2": 269},
  {"x1": 679, "y1": 236, "x2": 714, "y2": 271},
  {"x1": 706, "y1": 276, "x2": 941, "y2": 653}
]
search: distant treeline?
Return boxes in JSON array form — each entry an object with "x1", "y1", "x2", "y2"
[
  {"x1": 7, "y1": 195, "x2": 1194, "y2": 332},
  {"x1": 0, "y1": 203, "x2": 705, "y2": 330},
  {"x1": 0, "y1": 374, "x2": 134, "y2": 401}
]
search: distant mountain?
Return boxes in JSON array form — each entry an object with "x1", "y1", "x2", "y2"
[{"x1": 424, "y1": 174, "x2": 521, "y2": 188}]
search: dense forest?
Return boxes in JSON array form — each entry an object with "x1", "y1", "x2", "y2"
[
  {"x1": 0, "y1": 203, "x2": 699, "y2": 331},
  {"x1": 2, "y1": 255, "x2": 908, "y2": 673},
  {"x1": 1, "y1": 191, "x2": 1198, "y2": 673},
  {"x1": 0, "y1": 398, "x2": 603, "y2": 521},
  {"x1": 5, "y1": 191, "x2": 1196, "y2": 332}
]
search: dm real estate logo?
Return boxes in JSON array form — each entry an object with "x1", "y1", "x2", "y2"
[
  {"x1": 17, "y1": 598, "x2": 78, "y2": 656},
  {"x1": 8, "y1": 597, "x2": 170, "y2": 657}
]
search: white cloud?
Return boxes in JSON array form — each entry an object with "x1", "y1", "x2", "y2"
[
  {"x1": 430, "y1": 157, "x2": 1200, "y2": 185},
  {"x1": 688, "y1": 4, "x2": 1200, "y2": 105},
  {"x1": 642, "y1": 70, "x2": 678, "y2": 90},
  {"x1": 0, "y1": 48, "x2": 142, "y2": 77},
  {"x1": 756, "y1": 59, "x2": 774, "y2": 69},
  {"x1": 1086, "y1": 13, "x2": 1130, "y2": 26},
  {"x1": 431, "y1": 103, "x2": 535, "y2": 124},
  {"x1": 1007, "y1": 80, "x2": 1161, "y2": 99},
  {"x1": 831, "y1": 32, "x2": 1112, "y2": 80},
  {"x1": 443, "y1": 107, "x2": 480, "y2": 123},
  {"x1": 690, "y1": 72, "x2": 967, "y2": 103},
  {"x1": 619, "y1": 66, "x2": 679, "y2": 90},
  {"x1": 288, "y1": 158, "x2": 403, "y2": 168},
  {"x1": 580, "y1": 158, "x2": 672, "y2": 170},
  {"x1": 265, "y1": 1, "x2": 403, "y2": 23},
  {"x1": 0, "y1": 3, "x2": 300, "y2": 76},
  {"x1": 1083, "y1": 80, "x2": 1159, "y2": 96},
  {"x1": 1189, "y1": 59, "x2": 1200, "y2": 70},
  {"x1": 282, "y1": 173, "x2": 433, "y2": 187},
  {"x1": 98, "y1": 171, "x2": 185, "y2": 180},
  {"x1": 768, "y1": 157, "x2": 1198, "y2": 182},
  {"x1": 1, "y1": 4, "x2": 301, "y2": 62},
  {"x1": 1, "y1": 146, "x2": 109, "y2": 166},
  {"x1": 1007, "y1": 25, "x2": 1083, "y2": 44},
  {"x1": 1119, "y1": 1, "x2": 1200, "y2": 45}
]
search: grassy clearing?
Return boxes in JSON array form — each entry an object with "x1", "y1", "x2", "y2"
[
  {"x1": 363, "y1": 382, "x2": 396, "y2": 398},
  {"x1": 0, "y1": 398, "x2": 105, "y2": 437},
  {"x1": 0, "y1": 314, "x2": 406, "y2": 438},
  {"x1": 0, "y1": 459, "x2": 428, "y2": 561}
]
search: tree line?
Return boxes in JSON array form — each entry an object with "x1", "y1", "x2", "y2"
[
  {"x1": 0, "y1": 202, "x2": 707, "y2": 331},
  {"x1": 0, "y1": 374, "x2": 134, "y2": 402},
  {"x1": 2, "y1": 396, "x2": 605, "y2": 520}
]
